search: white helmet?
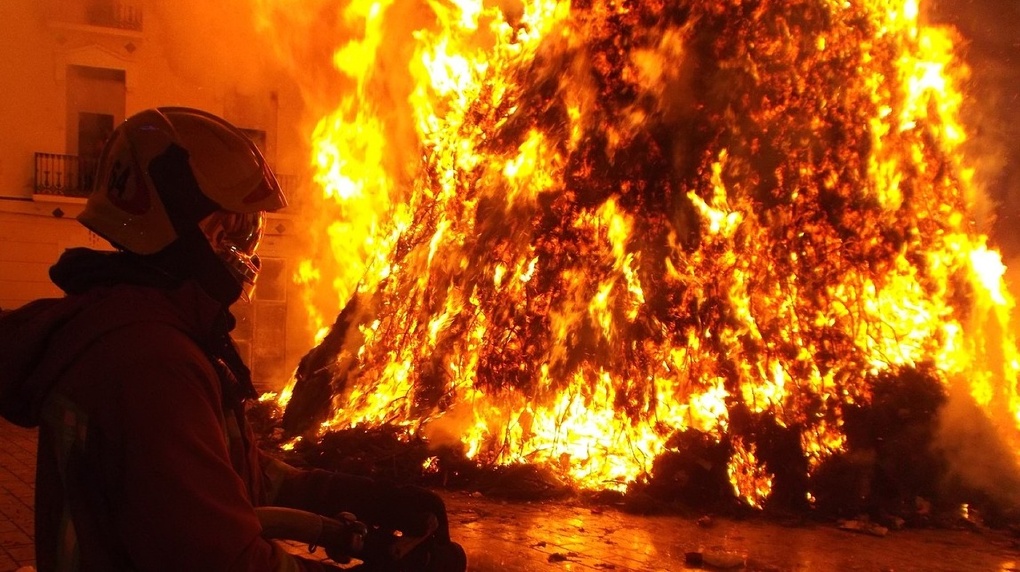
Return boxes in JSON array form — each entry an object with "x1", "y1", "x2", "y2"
[{"x1": 79, "y1": 107, "x2": 287, "y2": 301}]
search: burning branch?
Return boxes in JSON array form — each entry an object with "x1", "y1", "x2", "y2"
[{"x1": 270, "y1": 0, "x2": 1020, "y2": 515}]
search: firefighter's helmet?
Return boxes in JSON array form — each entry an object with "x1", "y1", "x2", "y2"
[{"x1": 79, "y1": 107, "x2": 287, "y2": 300}]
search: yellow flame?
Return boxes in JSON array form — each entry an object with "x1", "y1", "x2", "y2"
[
  {"x1": 261, "y1": 0, "x2": 1020, "y2": 503},
  {"x1": 728, "y1": 437, "x2": 774, "y2": 509}
]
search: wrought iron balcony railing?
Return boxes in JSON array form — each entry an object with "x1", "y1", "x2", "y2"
[
  {"x1": 34, "y1": 152, "x2": 303, "y2": 207},
  {"x1": 85, "y1": 0, "x2": 142, "y2": 31},
  {"x1": 273, "y1": 173, "x2": 309, "y2": 214},
  {"x1": 34, "y1": 153, "x2": 97, "y2": 199},
  {"x1": 48, "y1": 0, "x2": 143, "y2": 32},
  {"x1": 275, "y1": 173, "x2": 298, "y2": 197}
]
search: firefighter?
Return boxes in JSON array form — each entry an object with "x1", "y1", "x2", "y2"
[{"x1": 0, "y1": 108, "x2": 465, "y2": 571}]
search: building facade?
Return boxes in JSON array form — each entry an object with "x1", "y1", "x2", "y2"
[{"x1": 0, "y1": 0, "x2": 316, "y2": 392}]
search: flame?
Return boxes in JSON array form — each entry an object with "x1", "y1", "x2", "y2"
[
  {"x1": 729, "y1": 437, "x2": 774, "y2": 509},
  {"x1": 262, "y1": 0, "x2": 1020, "y2": 506}
]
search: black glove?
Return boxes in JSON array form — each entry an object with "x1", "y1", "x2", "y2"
[
  {"x1": 354, "y1": 485, "x2": 464, "y2": 571},
  {"x1": 322, "y1": 512, "x2": 368, "y2": 564},
  {"x1": 361, "y1": 485, "x2": 450, "y2": 541},
  {"x1": 274, "y1": 470, "x2": 462, "y2": 570},
  {"x1": 277, "y1": 471, "x2": 449, "y2": 536}
]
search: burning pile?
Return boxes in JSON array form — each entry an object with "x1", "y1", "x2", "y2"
[{"x1": 264, "y1": 0, "x2": 1020, "y2": 518}]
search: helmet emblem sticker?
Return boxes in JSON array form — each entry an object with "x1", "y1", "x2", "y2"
[{"x1": 106, "y1": 160, "x2": 150, "y2": 215}]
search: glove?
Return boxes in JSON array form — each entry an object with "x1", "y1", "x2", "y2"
[
  {"x1": 322, "y1": 512, "x2": 368, "y2": 564},
  {"x1": 361, "y1": 485, "x2": 450, "y2": 541},
  {"x1": 272, "y1": 469, "x2": 459, "y2": 568},
  {"x1": 354, "y1": 485, "x2": 463, "y2": 571}
]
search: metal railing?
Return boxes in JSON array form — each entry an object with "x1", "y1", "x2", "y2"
[
  {"x1": 34, "y1": 154, "x2": 304, "y2": 206},
  {"x1": 275, "y1": 173, "x2": 298, "y2": 197},
  {"x1": 273, "y1": 173, "x2": 307, "y2": 213},
  {"x1": 85, "y1": 0, "x2": 143, "y2": 31},
  {"x1": 34, "y1": 153, "x2": 97, "y2": 199}
]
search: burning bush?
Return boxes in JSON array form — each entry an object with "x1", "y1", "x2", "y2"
[{"x1": 260, "y1": 0, "x2": 1020, "y2": 523}]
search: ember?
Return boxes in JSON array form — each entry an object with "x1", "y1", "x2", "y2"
[{"x1": 257, "y1": 0, "x2": 1020, "y2": 520}]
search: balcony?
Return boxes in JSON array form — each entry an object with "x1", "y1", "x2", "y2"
[
  {"x1": 85, "y1": 0, "x2": 142, "y2": 31},
  {"x1": 34, "y1": 153, "x2": 96, "y2": 200},
  {"x1": 275, "y1": 173, "x2": 298, "y2": 198},
  {"x1": 273, "y1": 173, "x2": 309, "y2": 215},
  {"x1": 48, "y1": 0, "x2": 143, "y2": 33}
]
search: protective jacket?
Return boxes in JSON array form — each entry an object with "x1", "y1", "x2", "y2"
[{"x1": 0, "y1": 248, "x2": 348, "y2": 571}]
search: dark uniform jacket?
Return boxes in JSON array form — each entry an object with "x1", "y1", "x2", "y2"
[{"x1": 0, "y1": 249, "x2": 351, "y2": 571}]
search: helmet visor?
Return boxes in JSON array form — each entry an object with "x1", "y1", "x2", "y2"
[{"x1": 199, "y1": 210, "x2": 266, "y2": 300}]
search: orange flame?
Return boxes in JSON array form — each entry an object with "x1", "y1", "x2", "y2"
[{"x1": 262, "y1": 0, "x2": 1020, "y2": 505}]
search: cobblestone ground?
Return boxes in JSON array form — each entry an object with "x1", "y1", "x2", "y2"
[
  {"x1": 0, "y1": 421, "x2": 36, "y2": 572},
  {"x1": 1, "y1": 418, "x2": 1017, "y2": 571}
]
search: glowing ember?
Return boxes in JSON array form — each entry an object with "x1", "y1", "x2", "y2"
[{"x1": 265, "y1": 0, "x2": 1020, "y2": 506}]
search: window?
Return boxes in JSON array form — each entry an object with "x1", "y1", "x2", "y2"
[
  {"x1": 231, "y1": 257, "x2": 289, "y2": 392},
  {"x1": 66, "y1": 65, "x2": 125, "y2": 157}
]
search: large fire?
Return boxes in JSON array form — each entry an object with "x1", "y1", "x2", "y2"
[{"x1": 258, "y1": 0, "x2": 1020, "y2": 509}]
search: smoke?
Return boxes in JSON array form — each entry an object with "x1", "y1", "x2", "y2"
[
  {"x1": 244, "y1": 0, "x2": 356, "y2": 112},
  {"x1": 148, "y1": 0, "x2": 284, "y2": 97},
  {"x1": 922, "y1": 0, "x2": 1020, "y2": 511},
  {"x1": 936, "y1": 379, "x2": 1020, "y2": 508},
  {"x1": 928, "y1": 0, "x2": 1020, "y2": 255},
  {"x1": 247, "y1": 0, "x2": 439, "y2": 126},
  {"x1": 420, "y1": 402, "x2": 478, "y2": 451}
]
